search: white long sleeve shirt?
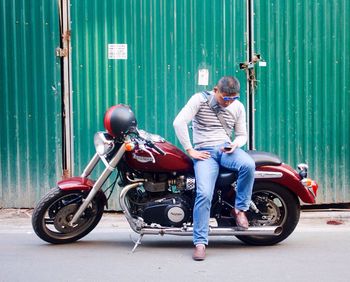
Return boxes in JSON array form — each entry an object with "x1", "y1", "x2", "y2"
[{"x1": 173, "y1": 92, "x2": 248, "y2": 150}]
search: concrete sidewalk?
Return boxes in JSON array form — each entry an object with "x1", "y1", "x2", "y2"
[{"x1": 1, "y1": 208, "x2": 350, "y2": 233}]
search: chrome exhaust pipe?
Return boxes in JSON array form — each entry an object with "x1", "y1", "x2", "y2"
[
  {"x1": 139, "y1": 226, "x2": 282, "y2": 236},
  {"x1": 119, "y1": 182, "x2": 144, "y2": 233}
]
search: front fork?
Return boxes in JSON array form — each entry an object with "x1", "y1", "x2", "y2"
[{"x1": 69, "y1": 145, "x2": 126, "y2": 225}]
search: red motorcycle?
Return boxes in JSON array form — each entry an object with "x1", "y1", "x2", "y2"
[{"x1": 32, "y1": 104, "x2": 318, "y2": 250}]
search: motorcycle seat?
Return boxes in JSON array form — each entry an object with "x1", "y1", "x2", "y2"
[
  {"x1": 215, "y1": 151, "x2": 282, "y2": 187},
  {"x1": 216, "y1": 168, "x2": 237, "y2": 187},
  {"x1": 247, "y1": 150, "x2": 282, "y2": 166}
]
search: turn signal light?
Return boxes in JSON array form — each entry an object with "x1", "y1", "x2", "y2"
[
  {"x1": 302, "y1": 178, "x2": 313, "y2": 187},
  {"x1": 125, "y1": 142, "x2": 135, "y2": 151},
  {"x1": 311, "y1": 181, "x2": 319, "y2": 195},
  {"x1": 302, "y1": 178, "x2": 318, "y2": 197}
]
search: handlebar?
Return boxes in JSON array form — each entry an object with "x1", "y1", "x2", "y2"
[
  {"x1": 131, "y1": 133, "x2": 166, "y2": 156},
  {"x1": 145, "y1": 140, "x2": 166, "y2": 156}
]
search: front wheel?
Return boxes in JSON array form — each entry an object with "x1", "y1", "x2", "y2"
[
  {"x1": 32, "y1": 188, "x2": 105, "y2": 244},
  {"x1": 236, "y1": 182, "x2": 300, "y2": 246}
]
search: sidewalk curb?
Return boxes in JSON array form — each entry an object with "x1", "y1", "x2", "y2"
[
  {"x1": 300, "y1": 210, "x2": 350, "y2": 220},
  {"x1": 2, "y1": 208, "x2": 350, "y2": 220},
  {"x1": 1, "y1": 209, "x2": 350, "y2": 231}
]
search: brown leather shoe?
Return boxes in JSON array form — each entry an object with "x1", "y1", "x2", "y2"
[
  {"x1": 232, "y1": 208, "x2": 249, "y2": 230},
  {"x1": 192, "y1": 244, "x2": 206, "y2": 261}
]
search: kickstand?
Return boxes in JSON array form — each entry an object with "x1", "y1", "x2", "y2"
[{"x1": 131, "y1": 234, "x2": 144, "y2": 253}]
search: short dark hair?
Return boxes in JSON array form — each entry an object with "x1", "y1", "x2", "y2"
[{"x1": 217, "y1": 76, "x2": 240, "y2": 94}]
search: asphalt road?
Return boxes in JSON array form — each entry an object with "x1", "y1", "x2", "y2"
[{"x1": 1, "y1": 210, "x2": 350, "y2": 282}]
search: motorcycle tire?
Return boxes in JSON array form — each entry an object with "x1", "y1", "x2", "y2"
[
  {"x1": 236, "y1": 182, "x2": 300, "y2": 246},
  {"x1": 32, "y1": 187, "x2": 105, "y2": 244}
]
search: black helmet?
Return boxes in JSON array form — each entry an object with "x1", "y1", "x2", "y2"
[{"x1": 104, "y1": 104, "x2": 137, "y2": 137}]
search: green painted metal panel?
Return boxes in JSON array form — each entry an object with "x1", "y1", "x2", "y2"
[
  {"x1": 0, "y1": 1, "x2": 62, "y2": 207},
  {"x1": 70, "y1": 1, "x2": 246, "y2": 184},
  {"x1": 71, "y1": 0, "x2": 349, "y2": 205},
  {"x1": 254, "y1": 0, "x2": 350, "y2": 203}
]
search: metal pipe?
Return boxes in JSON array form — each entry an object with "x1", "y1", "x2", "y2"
[
  {"x1": 246, "y1": 0, "x2": 255, "y2": 150},
  {"x1": 60, "y1": 0, "x2": 74, "y2": 176},
  {"x1": 119, "y1": 182, "x2": 144, "y2": 233},
  {"x1": 81, "y1": 153, "x2": 100, "y2": 178},
  {"x1": 139, "y1": 226, "x2": 282, "y2": 237}
]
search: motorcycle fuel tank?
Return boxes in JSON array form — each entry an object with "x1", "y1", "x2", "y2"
[{"x1": 124, "y1": 141, "x2": 193, "y2": 173}]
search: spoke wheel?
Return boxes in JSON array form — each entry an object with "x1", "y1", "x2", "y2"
[
  {"x1": 32, "y1": 188, "x2": 105, "y2": 244},
  {"x1": 236, "y1": 182, "x2": 300, "y2": 246}
]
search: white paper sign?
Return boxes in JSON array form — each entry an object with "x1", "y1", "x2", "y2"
[
  {"x1": 108, "y1": 44, "x2": 127, "y2": 60},
  {"x1": 198, "y1": 69, "x2": 209, "y2": 85},
  {"x1": 259, "y1": 61, "x2": 267, "y2": 67}
]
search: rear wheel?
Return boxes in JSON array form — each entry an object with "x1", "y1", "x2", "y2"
[
  {"x1": 32, "y1": 188, "x2": 105, "y2": 244},
  {"x1": 236, "y1": 182, "x2": 300, "y2": 245}
]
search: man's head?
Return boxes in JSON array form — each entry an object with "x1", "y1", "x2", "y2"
[
  {"x1": 217, "y1": 76, "x2": 240, "y2": 94},
  {"x1": 214, "y1": 76, "x2": 240, "y2": 107}
]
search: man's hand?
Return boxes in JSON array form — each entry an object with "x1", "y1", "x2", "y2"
[
  {"x1": 221, "y1": 143, "x2": 238, "y2": 154},
  {"x1": 186, "y1": 148, "x2": 211, "y2": 160}
]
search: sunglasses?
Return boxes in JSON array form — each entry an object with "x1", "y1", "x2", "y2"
[{"x1": 222, "y1": 95, "x2": 240, "y2": 101}]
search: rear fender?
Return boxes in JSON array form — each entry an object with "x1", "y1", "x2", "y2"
[
  {"x1": 255, "y1": 164, "x2": 316, "y2": 204},
  {"x1": 57, "y1": 177, "x2": 107, "y2": 206}
]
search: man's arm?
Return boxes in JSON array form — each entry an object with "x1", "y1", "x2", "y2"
[
  {"x1": 231, "y1": 104, "x2": 248, "y2": 148},
  {"x1": 173, "y1": 94, "x2": 211, "y2": 160},
  {"x1": 173, "y1": 94, "x2": 201, "y2": 150}
]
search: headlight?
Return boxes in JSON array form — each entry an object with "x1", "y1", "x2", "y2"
[{"x1": 94, "y1": 132, "x2": 115, "y2": 156}]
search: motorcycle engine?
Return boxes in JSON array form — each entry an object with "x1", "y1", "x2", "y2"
[
  {"x1": 124, "y1": 173, "x2": 194, "y2": 227},
  {"x1": 142, "y1": 195, "x2": 191, "y2": 227}
]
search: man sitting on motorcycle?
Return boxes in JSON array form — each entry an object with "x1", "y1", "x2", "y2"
[{"x1": 173, "y1": 76, "x2": 255, "y2": 261}]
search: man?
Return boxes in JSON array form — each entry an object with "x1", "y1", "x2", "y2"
[{"x1": 173, "y1": 76, "x2": 255, "y2": 261}]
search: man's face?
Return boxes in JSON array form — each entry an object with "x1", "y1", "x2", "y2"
[{"x1": 214, "y1": 87, "x2": 240, "y2": 107}]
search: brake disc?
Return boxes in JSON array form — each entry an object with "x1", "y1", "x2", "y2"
[
  {"x1": 251, "y1": 198, "x2": 281, "y2": 226},
  {"x1": 53, "y1": 204, "x2": 83, "y2": 233}
]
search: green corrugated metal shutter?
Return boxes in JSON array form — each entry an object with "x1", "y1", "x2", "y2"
[
  {"x1": 70, "y1": 1, "x2": 246, "y2": 168},
  {"x1": 254, "y1": 0, "x2": 350, "y2": 203},
  {"x1": 70, "y1": 0, "x2": 349, "y2": 205},
  {"x1": 0, "y1": 0, "x2": 347, "y2": 208},
  {"x1": 0, "y1": 1, "x2": 62, "y2": 207},
  {"x1": 70, "y1": 0, "x2": 246, "y2": 209}
]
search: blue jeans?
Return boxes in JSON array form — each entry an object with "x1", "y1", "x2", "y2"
[{"x1": 192, "y1": 144, "x2": 255, "y2": 246}]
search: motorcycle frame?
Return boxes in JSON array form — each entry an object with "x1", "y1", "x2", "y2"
[
  {"x1": 58, "y1": 147, "x2": 282, "y2": 236},
  {"x1": 59, "y1": 152, "x2": 314, "y2": 231},
  {"x1": 119, "y1": 181, "x2": 282, "y2": 237}
]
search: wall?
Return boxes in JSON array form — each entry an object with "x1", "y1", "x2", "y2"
[
  {"x1": 254, "y1": 0, "x2": 350, "y2": 203},
  {"x1": 0, "y1": 0, "x2": 62, "y2": 207}
]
